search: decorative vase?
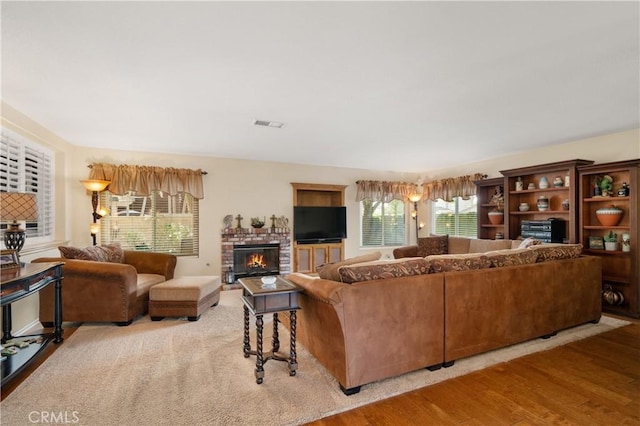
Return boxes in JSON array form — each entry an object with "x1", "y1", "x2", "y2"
[
  {"x1": 488, "y1": 211, "x2": 504, "y2": 225},
  {"x1": 562, "y1": 199, "x2": 570, "y2": 210},
  {"x1": 519, "y1": 202, "x2": 530, "y2": 212},
  {"x1": 539, "y1": 176, "x2": 549, "y2": 189},
  {"x1": 602, "y1": 284, "x2": 624, "y2": 306},
  {"x1": 553, "y1": 177, "x2": 564, "y2": 187},
  {"x1": 596, "y1": 205, "x2": 623, "y2": 226},
  {"x1": 537, "y1": 196, "x2": 549, "y2": 211},
  {"x1": 621, "y1": 232, "x2": 631, "y2": 252},
  {"x1": 515, "y1": 179, "x2": 523, "y2": 191}
]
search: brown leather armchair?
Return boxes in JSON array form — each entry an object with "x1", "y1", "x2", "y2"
[{"x1": 34, "y1": 251, "x2": 177, "y2": 326}]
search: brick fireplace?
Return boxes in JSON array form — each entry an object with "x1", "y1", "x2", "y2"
[{"x1": 221, "y1": 227, "x2": 291, "y2": 282}]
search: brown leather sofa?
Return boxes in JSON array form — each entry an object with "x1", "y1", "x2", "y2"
[
  {"x1": 284, "y1": 238, "x2": 602, "y2": 395},
  {"x1": 34, "y1": 250, "x2": 177, "y2": 326}
]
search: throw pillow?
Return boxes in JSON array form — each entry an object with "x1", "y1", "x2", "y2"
[
  {"x1": 426, "y1": 253, "x2": 491, "y2": 273},
  {"x1": 317, "y1": 251, "x2": 382, "y2": 281},
  {"x1": 484, "y1": 248, "x2": 539, "y2": 268},
  {"x1": 337, "y1": 258, "x2": 430, "y2": 284},
  {"x1": 417, "y1": 235, "x2": 448, "y2": 257},
  {"x1": 528, "y1": 244, "x2": 583, "y2": 262},
  {"x1": 518, "y1": 237, "x2": 542, "y2": 249},
  {"x1": 59, "y1": 243, "x2": 124, "y2": 263}
]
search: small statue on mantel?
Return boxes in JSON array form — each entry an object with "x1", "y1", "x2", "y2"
[
  {"x1": 223, "y1": 215, "x2": 233, "y2": 229},
  {"x1": 275, "y1": 215, "x2": 289, "y2": 230},
  {"x1": 235, "y1": 214, "x2": 244, "y2": 229}
]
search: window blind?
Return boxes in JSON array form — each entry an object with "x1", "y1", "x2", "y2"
[
  {"x1": 361, "y1": 199, "x2": 406, "y2": 247},
  {"x1": 100, "y1": 191, "x2": 199, "y2": 256},
  {"x1": 432, "y1": 196, "x2": 478, "y2": 238},
  {"x1": 0, "y1": 128, "x2": 55, "y2": 242}
]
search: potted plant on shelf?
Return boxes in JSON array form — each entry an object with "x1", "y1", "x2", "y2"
[
  {"x1": 488, "y1": 185, "x2": 504, "y2": 225},
  {"x1": 604, "y1": 230, "x2": 618, "y2": 251}
]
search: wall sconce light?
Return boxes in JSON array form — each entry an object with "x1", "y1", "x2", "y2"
[
  {"x1": 0, "y1": 192, "x2": 38, "y2": 253},
  {"x1": 408, "y1": 193, "x2": 423, "y2": 241},
  {"x1": 81, "y1": 179, "x2": 110, "y2": 245}
]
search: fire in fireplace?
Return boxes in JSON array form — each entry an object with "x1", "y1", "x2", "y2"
[{"x1": 233, "y1": 243, "x2": 280, "y2": 278}]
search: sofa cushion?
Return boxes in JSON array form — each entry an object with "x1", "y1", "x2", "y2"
[
  {"x1": 426, "y1": 253, "x2": 491, "y2": 273},
  {"x1": 136, "y1": 274, "x2": 167, "y2": 297},
  {"x1": 417, "y1": 235, "x2": 448, "y2": 257},
  {"x1": 337, "y1": 257, "x2": 430, "y2": 284},
  {"x1": 448, "y1": 236, "x2": 471, "y2": 254},
  {"x1": 317, "y1": 251, "x2": 382, "y2": 281},
  {"x1": 468, "y1": 239, "x2": 513, "y2": 253},
  {"x1": 484, "y1": 248, "x2": 539, "y2": 268},
  {"x1": 528, "y1": 244, "x2": 583, "y2": 262},
  {"x1": 59, "y1": 243, "x2": 124, "y2": 263}
]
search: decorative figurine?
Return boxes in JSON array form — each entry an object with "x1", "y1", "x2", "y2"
[
  {"x1": 593, "y1": 176, "x2": 602, "y2": 196},
  {"x1": 600, "y1": 175, "x2": 614, "y2": 197},
  {"x1": 235, "y1": 214, "x2": 244, "y2": 229},
  {"x1": 618, "y1": 182, "x2": 630, "y2": 197},
  {"x1": 223, "y1": 214, "x2": 233, "y2": 229}
]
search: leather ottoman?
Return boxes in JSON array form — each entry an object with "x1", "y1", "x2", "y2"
[{"x1": 149, "y1": 276, "x2": 221, "y2": 321}]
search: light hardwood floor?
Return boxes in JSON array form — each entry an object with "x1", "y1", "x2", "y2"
[{"x1": 307, "y1": 318, "x2": 640, "y2": 425}]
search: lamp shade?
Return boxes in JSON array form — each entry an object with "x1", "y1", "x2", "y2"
[
  {"x1": 0, "y1": 192, "x2": 38, "y2": 222},
  {"x1": 408, "y1": 193, "x2": 422, "y2": 203},
  {"x1": 81, "y1": 179, "x2": 110, "y2": 192}
]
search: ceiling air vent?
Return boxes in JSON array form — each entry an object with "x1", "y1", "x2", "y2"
[{"x1": 253, "y1": 119, "x2": 285, "y2": 129}]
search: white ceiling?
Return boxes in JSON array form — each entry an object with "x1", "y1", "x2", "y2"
[{"x1": 2, "y1": 1, "x2": 639, "y2": 173}]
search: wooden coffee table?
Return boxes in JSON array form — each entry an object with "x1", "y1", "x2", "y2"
[{"x1": 239, "y1": 276, "x2": 301, "y2": 384}]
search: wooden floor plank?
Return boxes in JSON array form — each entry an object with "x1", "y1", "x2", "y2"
[{"x1": 307, "y1": 320, "x2": 640, "y2": 425}]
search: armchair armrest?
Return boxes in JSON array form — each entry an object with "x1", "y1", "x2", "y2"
[
  {"x1": 33, "y1": 257, "x2": 140, "y2": 323},
  {"x1": 123, "y1": 251, "x2": 177, "y2": 280},
  {"x1": 393, "y1": 245, "x2": 418, "y2": 259}
]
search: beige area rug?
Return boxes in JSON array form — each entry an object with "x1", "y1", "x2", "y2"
[{"x1": 1, "y1": 290, "x2": 629, "y2": 426}]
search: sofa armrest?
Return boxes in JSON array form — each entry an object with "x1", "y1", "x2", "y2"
[
  {"x1": 393, "y1": 245, "x2": 418, "y2": 259},
  {"x1": 123, "y1": 250, "x2": 177, "y2": 280},
  {"x1": 285, "y1": 273, "x2": 345, "y2": 303}
]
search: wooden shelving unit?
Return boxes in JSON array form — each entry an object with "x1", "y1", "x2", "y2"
[
  {"x1": 291, "y1": 183, "x2": 347, "y2": 273},
  {"x1": 578, "y1": 159, "x2": 640, "y2": 318},
  {"x1": 500, "y1": 159, "x2": 594, "y2": 243},
  {"x1": 475, "y1": 177, "x2": 506, "y2": 240}
]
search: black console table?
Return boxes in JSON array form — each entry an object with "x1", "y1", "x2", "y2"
[{"x1": 1, "y1": 262, "x2": 64, "y2": 386}]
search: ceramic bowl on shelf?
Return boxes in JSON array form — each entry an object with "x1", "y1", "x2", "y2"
[
  {"x1": 596, "y1": 206, "x2": 623, "y2": 226},
  {"x1": 488, "y1": 211, "x2": 504, "y2": 224}
]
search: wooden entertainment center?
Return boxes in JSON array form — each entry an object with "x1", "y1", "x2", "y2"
[{"x1": 291, "y1": 183, "x2": 347, "y2": 273}]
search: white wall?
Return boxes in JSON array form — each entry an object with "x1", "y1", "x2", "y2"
[{"x1": 2, "y1": 102, "x2": 639, "y2": 331}]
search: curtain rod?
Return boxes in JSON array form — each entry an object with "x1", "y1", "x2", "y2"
[{"x1": 87, "y1": 164, "x2": 208, "y2": 175}]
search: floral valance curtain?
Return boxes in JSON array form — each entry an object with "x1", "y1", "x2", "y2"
[
  {"x1": 421, "y1": 173, "x2": 485, "y2": 202},
  {"x1": 355, "y1": 180, "x2": 418, "y2": 203},
  {"x1": 88, "y1": 163, "x2": 205, "y2": 199}
]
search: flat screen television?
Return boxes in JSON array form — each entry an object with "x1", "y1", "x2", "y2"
[{"x1": 294, "y1": 206, "x2": 347, "y2": 243}]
